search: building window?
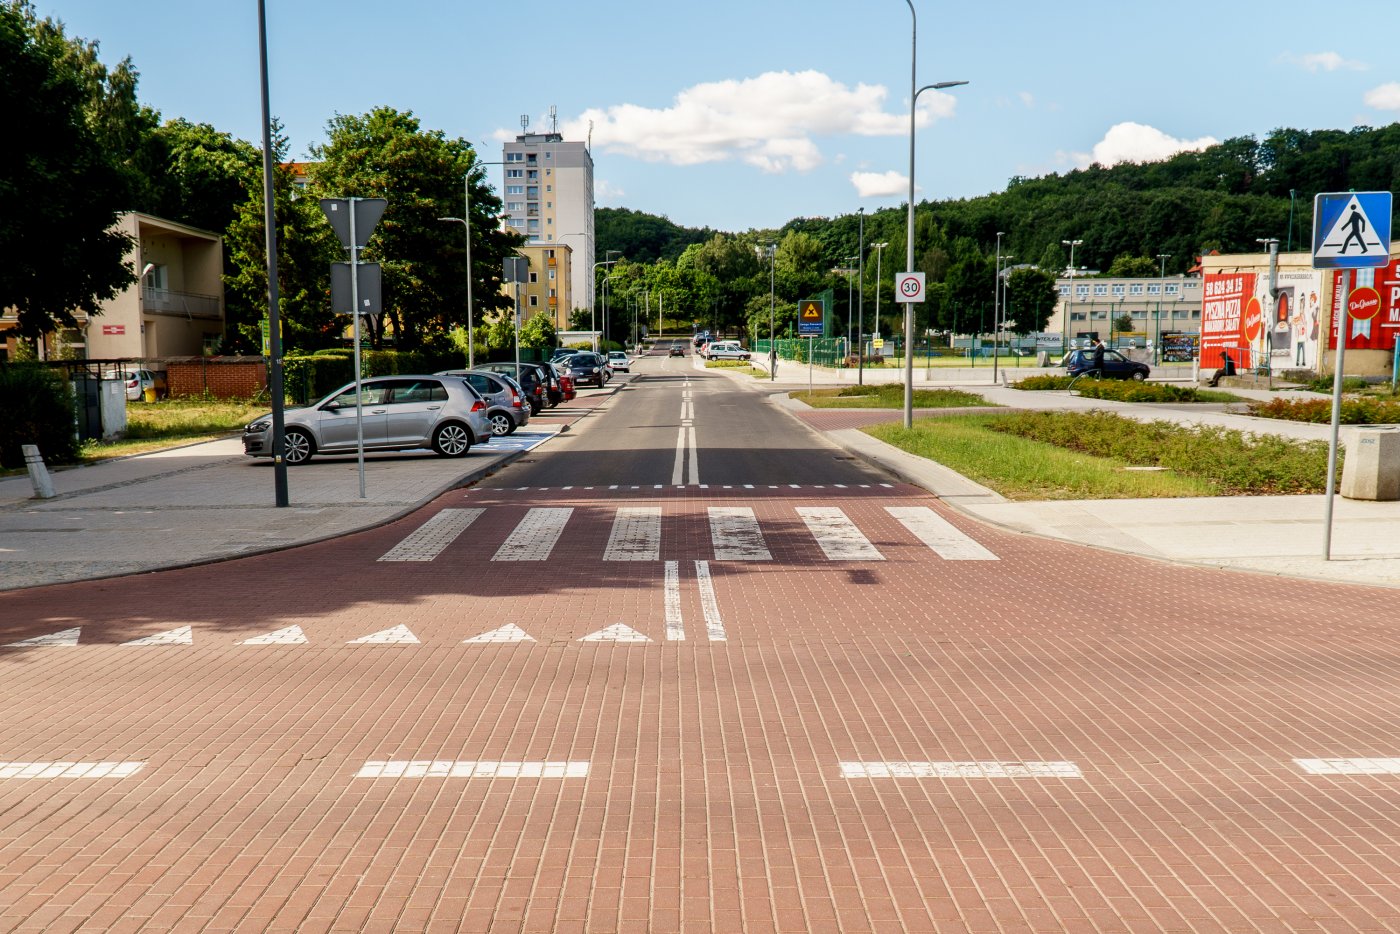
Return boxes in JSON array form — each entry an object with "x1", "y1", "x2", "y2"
[
  {"x1": 529, "y1": 272, "x2": 538, "y2": 283},
  {"x1": 529, "y1": 295, "x2": 539, "y2": 307},
  {"x1": 527, "y1": 170, "x2": 538, "y2": 180},
  {"x1": 545, "y1": 152, "x2": 551, "y2": 159},
  {"x1": 509, "y1": 218, "x2": 524, "y2": 228},
  {"x1": 1076, "y1": 285, "x2": 1089, "y2": 297},
  {"x1": 549, "y1": 269, "x2": 556, "y2": 280},
  {"x1": 1130, "y1": 284, "x2": 1144, "y2": 295},
  {"x1": 506, "y1": 152, "x2": 523, "y2": 162},
  {"x1": 1058, "y1": 286, "x2": 1070, "y2": 296},
  {"x1": 1147, "y1": 284, "x2": 1160, "y2": 295},
  {"x1": 1070, "y1": 312, "x2": 1086, "y2": 321},
  {"x1": 527, "y1": 154, "x2": 537, "y2": 164},
  {"x1": 546, "y1": 249, "x2": 554, "y2": 258},
  {"x1": 527, "y1": 187, "x2": 539, "y2": 198},
  {"x1": 546, "y1": 168, "x2": 551, "y2": 176},
  {"x1": 527, "y1": 220, "x2": 539, "y2": 230},
  {"x1": 1111, "y1": 284, "x2": 1125, "y2": 296},
  {"x1": 144, "y1": 263, "x2": 167, "y2": 290},
  {"x1": 506, "y1": 169, "x2": 523, "y2": 178},
  {"x1": 546, "y1": 201, "x2": 552, "y2": 209},
  {"x1": 506, "y1": 202, "x2": 523, "y2": 211},
  {"x1": 506, "y1": 185, "x2": 524, "y2": 195},
  {"x1": 1165, "y1": 284, "x2": 1179, "y2": 295},
  {"x1": 1094, "y1": 284, "x2": 1107, "y2": 296},
  {"x1": 1190, "y1": 310, "x2": 1201, "y2": 319},
  {"x1": 546, "y1": 218, "x2": 552, "y2": 225}
]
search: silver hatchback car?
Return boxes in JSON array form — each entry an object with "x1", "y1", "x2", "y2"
[{"x1": 242, "y1": 375, "x2": 494, "y2": 465}]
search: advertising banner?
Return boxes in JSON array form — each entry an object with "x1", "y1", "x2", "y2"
[
  {"x1": 1330, "y1": 259, "x2": 1400, "y2": 351},
  {"x1": 1160, "y1": 331, "x2": 1197, "y2": 363},
  {"x1": 1263, "y1": 271, "x2": 1324, "y2": 369},
  {"x1": 1200, "y1": 273, "x2": 1256, "y2": 368}
]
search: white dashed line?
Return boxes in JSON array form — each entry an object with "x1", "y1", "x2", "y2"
[
  {"x1": 379, "y1": 508, "x2": 483, "y2": 562},
  {"x1": 797, "y1": 507, "x2": 884, "y2": 561},
  {"x1": 886, "y1": 506, "x2": 998, "y2": 561},
  {"x1": 694, "y1": 560, "x2": 726, "y2": 642},
  {"x1": 840, "y1": 761, "x2": 1082, "y2": 779},
  {"x1": 1295, "y1": 758, "x2": 1400, "y2": 775},
  {"x1": 493, "y1": 507, "x2": 573, "y2": 561},
  {"x1": 0, "y1": 762, "x2": 146, "y2": 779},
  {"x1": 664, "y1": 561, "x2": 684, "y2": 641},
  {"x1": 357, "y1": 761, "x2": 589, "y2": 779}
]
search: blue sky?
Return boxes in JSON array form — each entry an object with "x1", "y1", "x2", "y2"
[{"x1": 38, "y1": 0, "x2": 1400, "y2": 232}]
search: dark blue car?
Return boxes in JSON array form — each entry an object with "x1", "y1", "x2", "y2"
[{"x1": 1062, "y1": 349, "x2": 1150, "y2": 381}]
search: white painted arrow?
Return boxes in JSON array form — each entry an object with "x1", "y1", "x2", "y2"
[
  {"x1": 348, "y1": 625, "x2": 419, "y2": 645},
  {"x1": 4, "y1": 627, "x2": 81, "y2": 648},
  {"x1": 121, "y1": 625, "x2": 192, "y2": 646},
  {"x1": 464, "y1": 624, "x2": 535, "y2": 644},
  {"x1": 578, "y1": 623, "x2": 651, "y2": 643},
  {"x1": 239, "y1": 625, "x2": 308, "y2": 645}
]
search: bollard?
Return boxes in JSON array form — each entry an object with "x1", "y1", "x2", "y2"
[{"x1": 23, "y1": 445, "x2": 55, "y2": 499}]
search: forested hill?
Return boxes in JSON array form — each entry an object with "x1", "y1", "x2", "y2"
[{"x1": 598, "y1": 124, "x2": 1400, "y2": 278}]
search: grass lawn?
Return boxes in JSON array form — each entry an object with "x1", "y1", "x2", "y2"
[
  {"x1": 793, "y1": 384, "x2": 993, "y2": 409},
  {"x1": 865, "y1": 411, "x2": 1329, "y2": 500},
  {"x1": 76, "y1": 398, "x2": 273, "y2": 464}
]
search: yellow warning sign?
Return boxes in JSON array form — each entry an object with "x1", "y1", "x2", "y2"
[{"x1": 800, "y1": 301, "x2": 822, "y2": 320}]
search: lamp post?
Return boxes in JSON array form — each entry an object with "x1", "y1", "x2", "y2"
[
  {"x1": 256, "y1": 0, "x2": 288, "y2": 507},
  {"x1": 758, "y1": 242, "x2": 777, "y2": 381},
  {"x1": 1062, "y1": 238, "x2": 1083, "y2": 350},
  {"x1": 868, "y1": 243, "x2": 887, "y2": 386},
  {"x1": 857, "y1": 207, "x2": 865, "y2": 371},
  {"x1": 1155, "y1": 253, "x2": 1171, "y2": 364},
  {"x1": 591, "y1": 259, "x2": 618, "y2": 350},
  {"x1": 844, "y1": 255, "x2": 857, "y2": 353},
  {"x1": 436, "y1": 159, "x2": 506, "y2": 370},
  {"x1": 901, "y1": 0, "x2": 967, "y2": 428}
]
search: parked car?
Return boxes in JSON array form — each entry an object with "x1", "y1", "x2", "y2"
[
  {"x1": 435, "y1": 370, "x2": 529, "y2": 435},
  {"x1": 106, "y1": 368, "x2": 167, "y2": 401},
  {"x1": 704, "y1": 340, "x2": 750, "y2": 361},
  {"x1": 606, "y1": 350, "x2": 630, "y2": 373},
  {"x1": 549, "y1": 363, "x2": 577, "y2": 402},
  {"x1": 242, "y1": 375, "x2": 493, "y2": 465},
  {"x1": 669, "y1": 341, "x2": 686, "y2": 357},
  {"x1": 478, "y1": 362, "x2": 548, "y2": 414},
  {"x1": 560, "y1": 352, "x2": 610, "y2": 388},
  {"x1": 1062, "y1": 349, "x2": 1150, "y2": 381}
]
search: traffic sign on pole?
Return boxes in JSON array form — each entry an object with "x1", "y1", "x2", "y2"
[
  {"x1": 1312, "y1": 192, "x2": 1392, "y2": 270},
  {"x1": 320, "y1": 198, "x2": 387, "y2": 249},
  {"x1": 798, "y1": 298, "x2": 824, "y2": 336},
  {"x1": 895, "y1": 271, "x2": 925, "y2": 303}
]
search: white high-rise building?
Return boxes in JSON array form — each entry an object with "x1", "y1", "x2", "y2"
[{"x1": 502, "y1": 130, "x2": 595, "y2": 315}]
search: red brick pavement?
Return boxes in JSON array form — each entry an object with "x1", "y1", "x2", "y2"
[{"x1": 1, "y1": 486, "x2": 1400, "y2": 931}]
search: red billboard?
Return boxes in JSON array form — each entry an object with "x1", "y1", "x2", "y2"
[
  {"x1": 1330, "y1": 259, "x2": 1400, "y2": 351},
  {"x1": 1200, "y1": 272, "x2": 1257, "y2": 368}
]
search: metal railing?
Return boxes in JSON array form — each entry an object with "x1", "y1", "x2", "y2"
[{"x1": 140, "y1": 287, "x2": 221, "y2": 320}]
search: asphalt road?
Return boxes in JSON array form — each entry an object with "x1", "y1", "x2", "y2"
[{"x1": 2, "y1": 347, "x2": 1400, "y2": 933}]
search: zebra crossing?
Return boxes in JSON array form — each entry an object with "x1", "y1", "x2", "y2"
[{"x1": 378, "y1": 504, "x2": 998, "y2": 564}]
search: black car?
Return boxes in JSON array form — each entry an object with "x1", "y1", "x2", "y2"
[
  {"x1": 668, "y1": 342, "x2": 686, "y2": 357},
  {"x1": 1063, "y1": 349, "x2": 1150, "y2": 381},
  {"x1": 560, "y1": 352, "x2": 610, "y2": 388}
]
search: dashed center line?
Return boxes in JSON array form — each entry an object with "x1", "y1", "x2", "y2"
[
  {"x1": 664, "y1": 560, "x2": 684, "y2": 641},
  {"x1": 694, "y1": 560, "x2": 726, "y2": 641},
  {"x1": 840, "y1": 761, "x2": 1083, "y2": 779},
  {"x1": 357, "y1": 761, "x2": 590, "y2": 779}
]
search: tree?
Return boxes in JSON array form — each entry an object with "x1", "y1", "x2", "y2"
[
  {"x1": 0, "y1": 2, "x2": 135, "y2": 338},
  {"x1": 308, "y1": 107, "x2": 521, "y2": 349},
  {"x1": 1002, "y1": 268, "x2": 1057, "y2": 334},
  {"x1": 1113, "y1": 313, "x2": 1135, "y2": 334},
  {"x1": 1106, "y1": 254, "x2": 1159, "y2": 278},
  {"x1": 518, "y1": 312, "x2": 557, "y2": 350},
  {"x1": 151, "y1": 118, "x2": 260, "y2": 235}
]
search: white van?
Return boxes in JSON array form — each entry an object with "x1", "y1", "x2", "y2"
[{"x1": 704, "y1": 341, "x2": 750, "y2": 361}]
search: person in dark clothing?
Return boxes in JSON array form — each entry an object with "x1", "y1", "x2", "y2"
[{"x1": 1091, "y1": 339, "x2": 1106, "y2": 377}]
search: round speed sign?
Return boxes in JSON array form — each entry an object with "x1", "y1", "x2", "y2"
[{"x1": 895, "y1": 272, "x2": 926, "y2": 303}]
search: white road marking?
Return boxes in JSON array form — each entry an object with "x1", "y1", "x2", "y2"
[
  {"x1": 686, "y1": 426, "x2": 699, "y2": 485},
  {"x1": 840, "y1": 761, "x2": 1082, "y2": 779},
  {"x1": 664, "y1": 561, "x2": 684, "y2": 641},
  {"x1": 464, "y1": 624, "x2": 534, "y2": 643},
  {"x1": 579, "y1": 623, "x2": 651, "y2": 642},
  {"x1": 1296, "y1": 758, "x2": 1400, "y2": 775},
  {"x1": 797, "y1": 507, "x2": 885, "y2": 561},
  {"x1": 239, "y1": 625, "x2": 308, "y2": 645},
  {"x1": 492, "y1": 507, "x2": 573, "y2": 561},
  {"x1": 4, "y1": 627, "x2": 81, "y2": 648},
  {"x1": 604, "y1": 507, "x2": 662, "y2": 561},
  {"x1": 671, "y1": 423, "x2": 687, "y2": 485},
  {"x1": 121, "y1": 626, "x2": 192, "y2": 646},
  {"x1": 348, "y1": 625, "x2": 419, "y2": 645},
  {"x1": 886, "y1": 506, "x2": 998, "y2": 561},
  {"x1": 707, "y1": 507, "x2": 772, "y2": 561},
  {"x1": 0, "y1": 762, "x2": 145, "y2": 779},
  {"x1": 694, "y1": 560, "x2": 726, "y2": 642},
  {"x1": 357, "y1": 761, "x2": 589, "y2": 779}
]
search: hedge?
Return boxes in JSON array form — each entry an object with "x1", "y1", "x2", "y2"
[
  {"x1": 283, "y1": 349, "x2": 462, "y2": 403},
  {"x1": 0, "y1": 364, "x2": 79, "y2": 468}
]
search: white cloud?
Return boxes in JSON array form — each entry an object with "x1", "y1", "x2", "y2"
[
  {"x1": 595, "y1": 179, "x2": 625, "y2": 201},
  {"x1": 1070, "y1": 122, "x2": 1220, "y2": 169},
  {"x1": 1364, "y1": 82, "x2": 1400, "y2": 110},
  {"x1": 1283, "y1": 51, "x2": 1367, "y2": 72},
  {"x1": 1018, "y1": 91, "x2": 1035, "y2": 108},
  {"x1": 546, "y1": 70, "x2": 955, "y2": 174},
  {"x1": 850, "y1": 170, "x2": 912, "y2": 198}
]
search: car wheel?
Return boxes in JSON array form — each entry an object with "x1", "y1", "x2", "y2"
[
  {"x1": 489, "y1": 412, "x2": 513, "y2": 436},
  {"x1": 283, "y1": 428, "x2": 315, "y2": 465},
  {"x1": 1132, "y1": 371, "x2": 1147, "y2": 382},
  {"x1": 432, "y1": 422, "x2": 472, "y2": 457}
]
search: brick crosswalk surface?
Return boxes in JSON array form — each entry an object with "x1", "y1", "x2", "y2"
[{"x1": 3, "y1": 483, "x2": 1400, "y2": 931}]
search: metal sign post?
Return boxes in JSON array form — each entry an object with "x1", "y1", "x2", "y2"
[
  {"x1": 320, "y1": 197, "x2": 387, "y2": 500},
  {"x1": 894, "y1": 272, "x2": 926, "y2": 428},
  {"x1": 1313, "y1": 191, "x2": 1392, "y2": 559}
]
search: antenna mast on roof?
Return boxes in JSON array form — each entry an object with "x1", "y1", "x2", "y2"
[
  {"x1": 520, "y1": 114, "x2": 530, "y2": 134},
  {"x1": 587, "y1": 119, "x2": 593, "y2": 152},
  {"x1": 549, "y1": 105, "x2": 558, "y2": 135}
]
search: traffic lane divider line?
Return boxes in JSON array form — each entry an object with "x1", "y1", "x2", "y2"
[
  {"x1": 357, "y1": 761, "x2": 589, "y2": 779},
  {"x1": 839, "y1": 761, "x2": 1082, "y2": 779},
  {"x1": 0, "y1": 762, "x2": 145, "y2": 779}
]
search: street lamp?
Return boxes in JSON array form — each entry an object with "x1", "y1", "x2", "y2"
[
  {"x1": 591, "y1": 259, "x2": 619, "y2": 349},
  {"x1": 992, "y1": 232, "x2": 1004, "y2": 382},
  {"x1": 437, "y1": 159, "x2": 506, "y2": 370},
  {"x1": 1062, "y1": 238, "x2": 1083, "y2": 349},
  {"x1": 844, "y1": 255, "x2": 857, "y2": 353},
  {"x1": 256, "y1": 0, "x2": 288, "y2": 507},
  {"x1": 869, "y1": 242, "x2": 888, "y2": 386},
  {"x1": 857, "y1": 207, "x2": 865, "y2": 372},
  {"x1": 902, "y1": 0, "x2": 968, "y2": 427},
  {"x1": 757, "y1": 242, "x2": 777, "y2": 381},
  {"x1": 1155, "y1": 253, "x2": 1171, "y2": 364},
  {"x1": 994, "y1": 251, "x2": 1013, "y2": 382}
]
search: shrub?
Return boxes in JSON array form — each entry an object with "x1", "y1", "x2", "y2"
[
  {"x1": 0, "y1": 364, "x2": 79, "y2": 468},
  {"x1": 1013, "y1": 375, "x2": 1072, "y2": 390},
  {"x1": 1075, "y1": 381, "x2": 1201, "y2": 403},
  {"x1": 1306, "y1": 375, "x2": 1367, "y2": 394},
  {"x1": 1247, "y1": 396, "x2": 1400, "y2": 424}
]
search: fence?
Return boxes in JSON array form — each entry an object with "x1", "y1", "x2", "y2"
[{"x1": 754, "y1": 337, "x2": 850, "y2": 367}]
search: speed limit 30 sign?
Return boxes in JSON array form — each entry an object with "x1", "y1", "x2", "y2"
[{"x1": 895, "y1": 271, "x2": 925, "y2": 303}]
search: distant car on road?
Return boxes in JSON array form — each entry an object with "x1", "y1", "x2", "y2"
[
  {"x1": 1062, "y1": 349, "x2": 1150, "y2": 381},
  {"x1": 668, "y1": 342, "x2": 686, "y2": 357},
  {"x1": 242, "y1": 375, "x2": 493, "y2": 465},
  {"x1": 606, "y1": 351, "x2": 630, "y2": 373},
  {"x1": 704, "y1": 340, "x2": 750, "y2": 361},
  {"x1": 560, "y1": 352, "x2": 610, "y2": 388}
]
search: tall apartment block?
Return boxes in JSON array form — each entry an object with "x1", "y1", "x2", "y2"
[{"x1": 501, "y1": 129, "x2": 595, "y2": 318}]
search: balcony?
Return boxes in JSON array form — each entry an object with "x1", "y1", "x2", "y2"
[{"x1": 141, "y1": 287, "x2": 221, "y2": 321}]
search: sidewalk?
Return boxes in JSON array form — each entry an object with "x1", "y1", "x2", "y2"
[
  {"x1": 0, "y1": 384, "x2": 623, "y2": 592},
  {"x1": 708, "y1": 360, "x2": 1400, "y2": 588}
]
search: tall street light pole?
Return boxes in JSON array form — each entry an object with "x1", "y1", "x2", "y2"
[
  {"x1": 1156, "y1": 252, "x2": 1171, "y2": 364},
  {"x1": 437, "y1": 159, "x2": 506, "y2": 370},
  {"x1": 857, "y1": 207, "x2": 865, "y2": 370},
  {"x1": 591, "y1": 259, "x2": 618, "y2": 350},
  {"x1": 868, "y1": 242, "x2": 887, "y2": 387},
  {"x1": 256, "y1": 0, "x2": 288, "y2": 507},
  {"x1": 845, "y1": 255, "x2": 857, "y2": 354},
  {"x1": 992, "y1": 232, "x2": 1003, "y2": 384},
  {"x1": 1062, "y1": 238, "x2": 1083, "y2": 349},
  {"x1": 758, "y1": 243, "x2": 776, "y2": 381},
  {"x1": 902, "y1": 0, "x2": 967, "y2": 428}
]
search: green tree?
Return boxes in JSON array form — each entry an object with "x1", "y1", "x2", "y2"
[
  {"x1": 151, "y1": 118, "x2": 260, "y2": 235},
  {"x1": 0, "y1": 2, "x2": 135, "y2": 338},
  {"x1": 1002, "y1": 268, "x2": 1057, "y2": 334},
  {"x1": 519, "y1": 312, "x2": 557, "y2": 350},
  {"x1": 1113, "y1": 313, "x2": 1135, "y2": 335},
  {"x1": 308, "y1": 107, "x2": 520, "y2": 349},
  {"x1": 1106, "y1": 254, "x2": 1159, "y2": 277}
]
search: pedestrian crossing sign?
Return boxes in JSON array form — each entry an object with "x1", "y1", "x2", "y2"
[{"x1": 1312, "y1": 191, "x2": 1392, "y2": 269}]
